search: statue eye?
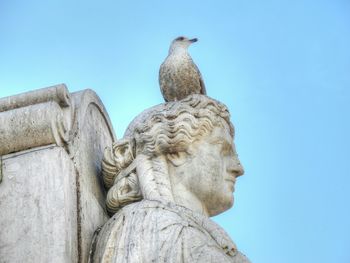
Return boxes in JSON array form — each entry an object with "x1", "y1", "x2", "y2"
[{"x1": 176, "y1": 36, "x2": 185, "y2": 41}]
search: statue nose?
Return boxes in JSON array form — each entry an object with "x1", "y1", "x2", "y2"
[{"x1": 227, "y1": 158, "x2": 244, "y2": 178}]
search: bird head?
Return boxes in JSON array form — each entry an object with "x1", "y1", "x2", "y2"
[{"x1": 168, "y1": 36, "x2": 198, "y2": 54}]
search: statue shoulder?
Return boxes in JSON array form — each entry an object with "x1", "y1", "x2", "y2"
[{"x1": 90, "y1": 200, "x2": 250, "y2": 262}]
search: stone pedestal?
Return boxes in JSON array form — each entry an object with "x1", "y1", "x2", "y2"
[{"x1": 0, "y1": 85, "x2": 116, "y2": 263}]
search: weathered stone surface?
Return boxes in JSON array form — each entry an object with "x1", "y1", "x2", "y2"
[
  {"x1": 69, "y1": 90, "x2": 115, "y2": 262},
  {"x1": 0, "y1": 146, "x2": 77, "y2": 263},
  {"x1": 91, "y1": 95, "x2": 250, "y2": 262},
  {"x1": 0, "y1": 85, "x2": 116, "y2": 263}
]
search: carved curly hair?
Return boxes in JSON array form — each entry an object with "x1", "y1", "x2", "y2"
[{"x1": 102, "y1": 95, "x2": 233, "y2": 214}]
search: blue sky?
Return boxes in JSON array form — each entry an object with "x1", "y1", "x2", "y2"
[{"x1": 1, "y1": 0, "x2": 349, "y2": 262}]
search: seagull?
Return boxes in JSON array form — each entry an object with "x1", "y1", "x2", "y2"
[{"x1": 159, "y1": 36, "x2": 206, "y2": 102}]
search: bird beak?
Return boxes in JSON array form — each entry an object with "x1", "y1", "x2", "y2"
[{"x1": 189, "y1": 38, "x2": 198, "y2": 43}]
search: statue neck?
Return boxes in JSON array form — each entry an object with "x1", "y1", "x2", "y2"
[{"x1": 171, "y1": 179, "x2": 209, "y2": 217}]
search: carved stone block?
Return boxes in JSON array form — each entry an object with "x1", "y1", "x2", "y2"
[{"x1": 0, "y1": 85, "x2": 116, "y2": 263}]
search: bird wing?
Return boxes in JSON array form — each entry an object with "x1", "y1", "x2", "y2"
[
  {"x1": 159, "y1": 62, "x2": 169, "y2": 102},
  {"x1": 192, "y1": 62, "x2": 206, "y2": 95},
  {"x1": 199, "y1": 73, "x2": 206, "y2": 95}
]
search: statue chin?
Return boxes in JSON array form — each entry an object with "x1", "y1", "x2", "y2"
[{"x1": 208, "y1": 195, "x2": 234, "y2": 217}]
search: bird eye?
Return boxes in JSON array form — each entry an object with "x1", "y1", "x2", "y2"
[{"x1": 176, "y1": 36, "x2": 185, "y2": 41}]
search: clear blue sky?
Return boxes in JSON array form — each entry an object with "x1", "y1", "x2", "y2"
[{"x1": 1, "y1": 0, "x2": 349, "y2": 262}]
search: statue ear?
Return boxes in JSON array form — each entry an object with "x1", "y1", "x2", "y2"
[{"x1": 166, "y1": 151, "x2": 188, "y2": 167}]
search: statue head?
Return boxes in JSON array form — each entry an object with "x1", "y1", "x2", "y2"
[{"x1": 102, "y1": 94, "x2": 244, "y2": 217}]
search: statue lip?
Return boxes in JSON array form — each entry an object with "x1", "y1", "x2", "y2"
[
  {"x1": 225, "y1": 177, "x2": 236, "y2": 192},
  {"x1": 225, "y1": 176, "x2": 236, "y2": 184}
]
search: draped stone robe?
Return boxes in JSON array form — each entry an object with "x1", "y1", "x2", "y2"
[{"x1": 90, "y1": 200, "x2": 250, "y2": 263}]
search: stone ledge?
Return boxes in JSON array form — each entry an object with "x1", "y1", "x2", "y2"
[
  {"x1": 0, "y1": 84, "x2": 73, "y2": 155},
  {"x1": 0, "y1": 85, "x2": 116, "y2": 156}
]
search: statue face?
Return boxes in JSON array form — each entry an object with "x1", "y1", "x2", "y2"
[{"x1": 173, "y1": 125, "x2": 244, "y2": 216}]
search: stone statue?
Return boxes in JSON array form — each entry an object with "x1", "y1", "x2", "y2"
[{"x1": 89, "y1": 94, "x2": 250, "y2": 262}]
